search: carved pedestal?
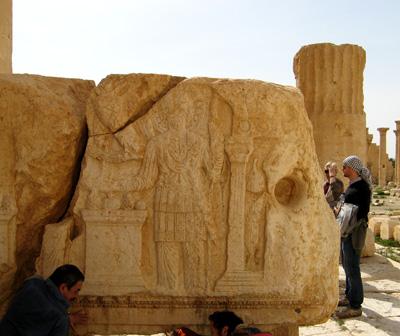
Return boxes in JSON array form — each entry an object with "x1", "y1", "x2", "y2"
[{"x1": 81, "y1": 209, "x2": 147, "y2": 295}]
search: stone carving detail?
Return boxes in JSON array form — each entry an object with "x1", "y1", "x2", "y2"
[
  {"x1": 121, "y1": 104, "x2": 223, "y2": 292},
  {"x1": 0, "y1": 196, "x2": 15, "y2": 265},
  {"x1": 34, "y1": 74, "x2": 339, "y2": 333}
]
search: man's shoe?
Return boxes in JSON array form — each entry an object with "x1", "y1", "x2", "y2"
[
  {"x1": 338, "y1": 298, "x2": 349, "y2": 306},
  {"x1": 335, "y1": 307, "x2": 362, "y2": 319}
]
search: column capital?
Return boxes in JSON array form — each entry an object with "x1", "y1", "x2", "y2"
[
  {"x1": 377, "y1": 127, "x2": 390, "y2": 134},
  {"x1": 396, "y1": 120, "x2": 400, "y2": 129}
]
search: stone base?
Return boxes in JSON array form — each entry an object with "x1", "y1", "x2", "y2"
[{"x1": 72, "y1": 295, "x2": 330, "y2": 336}]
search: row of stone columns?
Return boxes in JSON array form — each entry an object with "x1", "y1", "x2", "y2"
[
  {"x1": 395, "y1": 121, "x2": 400, "y2": 185},
  {"x1": 377, "y1": 122, "x2": 400, "y2": 186}
]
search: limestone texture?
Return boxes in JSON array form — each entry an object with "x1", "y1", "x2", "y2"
[
  {"x1": 361, "y1": 227, "x2": 376, "y2": 257},
  {"x1": 380, "y1": 218, "x2": 400, "y2": 240},
  {"x1": 0, "y1": 0, "x2": 12, "y2": 73},
  {"x1": 294, "y1": 43, "x2": 368, "y2": 174},
  {"x1": 0, "y1": 72, "x2": 340, "y2": 335},
  {"x1": 0, "y1": 74, "x2": 95, "y2": 313},
  {"x1": 35, "y1": 74, "x2": 340, "y2": 334}
]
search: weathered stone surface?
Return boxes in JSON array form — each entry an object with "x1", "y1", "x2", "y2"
[
  {"x1": 367, "y1": 132, "x2": 393, "y2": 184},
  {"x1": 391, "y1": 189, "x2": 400, "y2": 196},
  {"x1": 293, "y1": 43, "x2": 368, "y2": 172},
  {"x1": 38, "y1": 74, "x2": 339, "y2": 334},
  {"x1": 86, "y1": 73, "x2": 185, "y2": 136},
  {"x1": 368, "y1": 216, "x2": 389, "y2": 236},
  {"x1": 394, "y1": 225, "x2": 400, "y2": 242},
  {"x1": 380, "y1": 218, "x2": 400, "y2": 240},
  {"x1": 361, "y1": 227, "x2": 376, "y2": 257},
  {"x1": 0, "y1": 0, "x2": 12, "y2": 73},
  {"x1": 0, "y1": 74, "x2": 95, "y2": 313}
]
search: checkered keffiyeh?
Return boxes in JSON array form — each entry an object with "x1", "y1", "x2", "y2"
[{"x1": 343, "y1": 155, "x2": 373, "y2": 191}]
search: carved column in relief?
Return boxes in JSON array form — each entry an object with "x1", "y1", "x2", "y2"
[
  {"x1": 0, "y1": 197, "x2": 14, "y2": 265},
  {"x1": 294, "y1": 43, "x2": 368, "y2": 170},
  {"x1": 394, "y1": 121, "x2": 400, "y2": 185},
  {"x1": 378, "y1": 127, "x2": 389, "y2": 187},
  {"x1": 216, "y1": 121, "x2": 264, "y2": 292},
  {"x1": 224, "y1": 134, "x2": 253, "y2": 271}
]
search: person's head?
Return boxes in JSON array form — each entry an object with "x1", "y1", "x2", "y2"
[
  {"x1": 209, "y1": 311, "x2": 244, "y2": 336},
  {"x1": 324, "y1": 162, "x2": 338, "y2": 178},
  {"x1": 342, "y1": 155, "x2": 363, "y2": 180},
  {"x1": 49, "y1": 264, "x2": 85, "y2": 303}
]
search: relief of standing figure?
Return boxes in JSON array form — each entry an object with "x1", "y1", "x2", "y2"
[{"x1": 126, "y1": 102, "x2": 223, "y2": 292}]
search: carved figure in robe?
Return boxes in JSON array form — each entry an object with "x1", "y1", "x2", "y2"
[{"x1": 127, "y1": 103, "x2": 223, "y2": 292}]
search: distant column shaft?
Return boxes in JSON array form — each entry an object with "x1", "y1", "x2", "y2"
[
  {"x1": 378, "y1": 127, "x2": 389, "y2": 187},
  {"x1": 0, "y1": 0, "x2": 12, "y2": 73}
]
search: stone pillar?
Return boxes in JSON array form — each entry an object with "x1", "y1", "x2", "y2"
[
  {"x1": 293, "y1": 43, "x2": 367, "y2": 170},
  {"x1": 395, "y1": 121, "x2": 400, "y2": 185},
  {"x1": 224, "y1": 135, "x2": 253, "y2": 271},
  {"x1": 0, "y1": 0, "x2": 12, "y2": 73},
  {"x1": 378, "y1": 128, "x2": 389, "y2": 187}
]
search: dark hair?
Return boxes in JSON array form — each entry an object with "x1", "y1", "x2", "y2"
[
  {"x1": 209, "y1": 311, "x2": 244, "y2": 336},
  {"x1": 49, "y1": 264, "x2": 85, "y2": 289}
]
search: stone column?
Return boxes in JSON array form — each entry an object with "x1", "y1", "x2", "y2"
[
  {"x1": 224, "y1": 135, "x2": 253, "y2": 272},
  {"x1": 395, "y1": 121, "x2": 400, "y2": 185},
  {"x1": 215, "y1": 133, "x2": 264, "y2": 293},
  {"x1": 293, "y1": 43, "x2": 367, "y2": 169},
  {"x1": 0, "y1": 0, "x2": 12, "y2": 73},
  {"x1": 378, "y1": 127, "x2": 389, "y2": 187}
]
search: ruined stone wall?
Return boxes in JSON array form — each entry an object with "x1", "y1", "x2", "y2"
[
  {"x1": 293, "y1": 43, "x2": 368, "y2": 176},
  {"x1": 0, "y1": 0, "x2": 12, "y2": 73},
  {"x1": 367, "y1": 137, "x2": 379, "y2": 184},
  {"x1": 0, "y1": 74, "x2": 95, "y2": 314},
  {"x1": 367, "y1": 133, "x2": 395, "y2": 185}
]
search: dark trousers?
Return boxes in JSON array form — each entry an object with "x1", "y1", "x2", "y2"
[{"x1": 341, "y1": 238, "x2": 363, "y2": 309}]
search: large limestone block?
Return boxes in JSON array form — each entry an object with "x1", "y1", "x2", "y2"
[
  {"x1": 40, "y1": 74, "x2": 339, "y2": 334},
  {"x1": 394, "y1": 225, "x2": 400, "y2": 242},
  {"x1": 380, "y1": 218, "x2": 400, "y2": 240},
  {"x1": 361, "y1": 227, "x2": 376, "y2": 257},
  {"x1": 0, "y1": 74, "x2": 95, "y2": 311},
  {"x1": 368, "y1": 216, "x2": 389, "y2": 236}
]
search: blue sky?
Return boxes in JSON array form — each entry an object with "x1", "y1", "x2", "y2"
[{"x1": 11, "y1": 0, "x2": 399, "y2": 157}]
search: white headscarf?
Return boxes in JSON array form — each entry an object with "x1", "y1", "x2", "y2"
[{"x1": 343, "y1": 155, "x2": 373, "y2": 191}]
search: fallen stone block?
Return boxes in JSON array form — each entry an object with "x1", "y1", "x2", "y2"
[
  {"x1": 368, "y1": 216, "x2": 390, "y2": 236},
  {"x1": 361, "y1": 227, "x2": 376, "y2": 257},
  {"x1": 393, "y1": 225, "x2": 400, "y2": 242},
  {"x1": 380, "y1": 218, "x2": 400, "y2": 240}
]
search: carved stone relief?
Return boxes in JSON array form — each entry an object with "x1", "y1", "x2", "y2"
[{"x1": 36, "y1": 74, "x2": 339, "y2": 333}]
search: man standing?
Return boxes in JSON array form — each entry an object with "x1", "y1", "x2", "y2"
[
  {"x1": 335, "y1": 156, "x2": 372, "y2": 319},
  {"x1": 0, "y1": 264, "x2": 88, "y2": 335}
]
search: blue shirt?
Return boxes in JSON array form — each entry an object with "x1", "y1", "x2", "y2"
[{"x1": 0, "y1": 275, "x2": 70, "y2": 336}]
